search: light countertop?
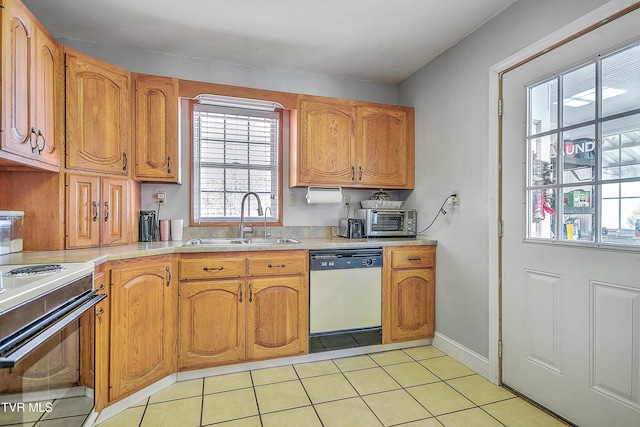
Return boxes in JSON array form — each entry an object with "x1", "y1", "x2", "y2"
[{"x1": 0, "y1": 237, "x2": 436, "y2": 267}]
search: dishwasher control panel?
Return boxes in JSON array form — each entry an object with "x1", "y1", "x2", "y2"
[{"x1": 309, "y1": 249, "x2": 382, "y2": 270}]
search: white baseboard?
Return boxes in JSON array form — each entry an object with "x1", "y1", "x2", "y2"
[{"x1": 432, "y1": 332, "x2": 491, "y2": 381}]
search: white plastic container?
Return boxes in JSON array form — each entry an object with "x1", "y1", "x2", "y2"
[{"x1": 0, "y1": 211, "x2": 24, "y2": 253}]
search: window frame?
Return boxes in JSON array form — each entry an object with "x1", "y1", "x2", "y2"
[
  {"x1": 189, "y1": 99, "x2": 284, "y2": 227},
  {"x1": 524, "y1": 41, "x2": 640, "y2": 249}
]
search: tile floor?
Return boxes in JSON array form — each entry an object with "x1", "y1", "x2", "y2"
[{"x1": 97, "y1": 346, "x2": 570, "y2": 427}]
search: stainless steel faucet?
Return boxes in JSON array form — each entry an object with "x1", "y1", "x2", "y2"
[
  {"x1": 263, "y1": 206, "x2": 272, "y2": 239},
  {"x1": 239, "y1": 192, "x2": 264, "y2": 238}
]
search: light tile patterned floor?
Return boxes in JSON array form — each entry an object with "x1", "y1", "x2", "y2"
[{"x1": 97, "y1": 346, "x2": 571, "y2": 427}]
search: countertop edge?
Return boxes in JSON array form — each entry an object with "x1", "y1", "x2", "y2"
[{"x1": 0, "y1": 238, "x2": 437, "y2": 266}]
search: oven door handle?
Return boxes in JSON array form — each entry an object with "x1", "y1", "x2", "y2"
[{"x1": 0, "y1": 292, "x2": 106, "y2": 368}]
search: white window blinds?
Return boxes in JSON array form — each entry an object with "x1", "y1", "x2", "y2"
[{"x1": 192, "y1": 103, "x2": 280, "y2": 223}]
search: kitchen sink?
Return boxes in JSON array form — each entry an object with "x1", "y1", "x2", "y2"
[
  {"x1": 184, "y1": 237, "x2": 301, "y2": 246},
  {"x1": 242, "y1": 238, "x2": 301, "y2": 245},
  {"x1": 184, "y1": 238, "x2": 245, "y2": 246}
]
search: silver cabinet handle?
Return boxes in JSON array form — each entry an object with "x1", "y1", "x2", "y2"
[
  {"x1": 267, "y1": 263, "x2": 286, "y2": 268},
  {"x1": 104, "y1": 201, "x2": 110, "y2": 221},
  {"x1": 203, "y1": 266, "x2": 224, "y2": 271},
  {"x1": 167, "y1": 155, "x2": 172, "y2": 174},
  {"x1": 249, "y1": 283, "x2": 253, "y2": 303},
  {"x1": 165, "y1": 266, "x2": 171, "y2": 286},
  {"x1": 92, "y1": 201, "x2": 98, "y2": 222},
  {"x1": 239, "y1": 283, "x2": 243, "y2": 303}
]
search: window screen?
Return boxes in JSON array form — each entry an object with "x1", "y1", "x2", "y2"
[{"x1": 192, "y1": 103, "x2": 280, "y2": 224}]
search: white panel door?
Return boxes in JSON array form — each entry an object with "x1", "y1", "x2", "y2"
[{"x1": 502, "y1": 9, "x2": 640, "y2": 427}]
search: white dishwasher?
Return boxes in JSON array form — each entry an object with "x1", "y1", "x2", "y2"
[{"x1": 309, "y1": 248, "x2": 383, "y2": 335}]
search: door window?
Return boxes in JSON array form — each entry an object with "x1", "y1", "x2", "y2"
[{"x1": 526, "y1": 43, "x2": 640, "y2": 247}]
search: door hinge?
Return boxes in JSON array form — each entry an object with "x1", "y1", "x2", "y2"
[
  {"x1": 498, "y1": 98, "x2": 503, "y2": 117},
  {"x1": 497, "y1": 220, "x2": 504, "y2": 238},
  {"x1": 498, "y1": 340, "x2": 503, "y2": 358}
]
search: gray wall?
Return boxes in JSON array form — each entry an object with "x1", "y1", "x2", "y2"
[{"x1": 399, "y1": 0, "x2": 610, "y2": 357}]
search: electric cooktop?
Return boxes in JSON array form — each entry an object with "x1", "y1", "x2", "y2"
[{"x1": 0, "y1": 262, "x2": 94, "y2": 313}]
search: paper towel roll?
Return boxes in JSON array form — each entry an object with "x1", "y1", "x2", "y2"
[{"x1": 305, "y1": 186, "x2": 343, "y2": 204}]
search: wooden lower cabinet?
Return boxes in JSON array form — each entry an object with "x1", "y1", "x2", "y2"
[
  {"x1": 93, "y1": 265, "x2": 110, "y2": 412},
  {"x1": 178, "y1": 251, "x2": 308, "y2": 371},
  {"x1": 109, "y1": 255, "x2": 177, "y2": 403},
  {"x1": 179, "y1": 279, "x2": 245, "y2": 369},
  {"x1": 246, "y1": 275, "x2": 308, "y2": 360},
  {"x1": 383, "y1": 246, "x2": 436, "y2": 344}
]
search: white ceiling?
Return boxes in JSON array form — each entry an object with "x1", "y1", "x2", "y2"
[{"x1": 23, "y1": 0, "x2": 517, "y2": 84}]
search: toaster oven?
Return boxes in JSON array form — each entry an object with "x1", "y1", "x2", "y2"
[{"x1": 354, "y1": 208, "x2": 417, "y2": 237}]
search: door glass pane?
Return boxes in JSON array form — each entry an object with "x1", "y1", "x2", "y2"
[
  {"x1": 562, "y1": 185, "x2": 595, "y2": 242},
  {"x1": 529, "y1": 134, "x2": 557, "y2": 186},
  {"x1": 562, "y1": 125, "x2": 595, "y2": 184},
  {"x1": 601, "y1": 114, "x2": 640, "y2": 180},
  {"x1": 528, "y1": 189, "x2": 556, "y2": 239},
  {"x1": 563, "y1": 64, "x2": 595, "y2": 127},
  {"x1": 602, "y1": 45, "x2": 640, "y2": 117},
  {"x1": 530, "y1": 78, "x2": 558, "y2": 134}
]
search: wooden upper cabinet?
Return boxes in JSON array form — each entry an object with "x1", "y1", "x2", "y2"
[
  {"x1": 295, "y1": 97, "x2": 356, "y2": 186},
  {"x1": 66, "y1": 173, "x2": 131, "y2": 248},
  {"x1": 291, "y1": 95, "x2": 415, "y2": 189},
  {"x1": 133, "y1": 74, "x2": 180, "y2": 183},
  {"x1": 65, "y1": 48, "x2": 131, "y2": 175},
  {"x1": 358, "y1": 105, "x2": 414, "y2": 188},
  {"x1": 0, "y1": 0, "x2": 61, "y2": 171},
  {"x1": 32, "y1": 29, "x2": 62, "y2": 168},
  {"x1": 100, "y1": 177, "x2": 130, "y2": 246}
]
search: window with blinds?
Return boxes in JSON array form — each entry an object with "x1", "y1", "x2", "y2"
[{"x1": 192, "y1": 103, "x2": 280, "y2": 224}]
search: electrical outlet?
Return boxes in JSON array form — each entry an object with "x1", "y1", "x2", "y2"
[
  {"x1": 343, "y1": 195, "x2": 351, "y2": 208},
  {"x1": 157, "y1": 191, "x2": 167, "y2": 206},
  {"x1": 288, "y1": 193, "x2": 297, "y2": 207},
  {"x1": 452, "y1": 190, "x2": 460, "y2": 205}
]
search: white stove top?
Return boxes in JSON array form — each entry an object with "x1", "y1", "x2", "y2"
[{"x1": 0, "y1": 262, "x2": 94, "y2": 313}]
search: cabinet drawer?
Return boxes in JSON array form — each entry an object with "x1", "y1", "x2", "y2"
[
  {"x1": 390, "y1": 246, "x2": 435, "y2": 269},
  {"x1": 247, "y1": 251, "x2": 307, "y2": 276},
  {"x1": 179, "y1": 256, "x2": 245, "y2": 280}
]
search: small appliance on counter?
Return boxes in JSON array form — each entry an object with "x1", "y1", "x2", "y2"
[
  {"x1": 139, "y1": 210, "x2": 158, "y2": 242},
  {"x1": 338, "y1": 218, "x2": 364, "y2": 238},
  {"x1": 354, "y1": 208, "x2": 417, "y2": 237},
  {"x1": 0, "y1": 210, "x2": 24, "y2": 254}
]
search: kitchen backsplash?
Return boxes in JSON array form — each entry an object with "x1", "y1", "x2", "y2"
[{"x1": 183, "y1": 226, "x2": 337, "y2": 240}]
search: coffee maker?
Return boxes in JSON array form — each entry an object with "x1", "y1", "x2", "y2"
[{"x1": 139, "y1": 210, "x2": 158, "y2": 242}]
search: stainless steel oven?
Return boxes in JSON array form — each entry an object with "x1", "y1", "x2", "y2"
[{"x1": 0, "y1": 263, "x2": 103, "y2": 426}]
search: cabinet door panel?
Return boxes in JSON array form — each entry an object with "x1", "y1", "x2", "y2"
[
  {"x1": 387, "y1": 268, "x2": 435, "y2": 343},
  {"x1": 66, "y1": 173, "x2": 100, "y2": 248},
  {"x1": 179, "y1": 280, "x2": 245, "y2": 370},
  {"x1": 110, "y1": 258, "x2": 176, "y2": 402},
  {"x1": 134, "y1": 75, "x2": 179, "y2": 182},
  {"x1": 101, "y1": 178, "x2": 129, "y2": 246},
  {"x1": 32, "y1": 29, "x2": 61, "y2": 167},
  {"x1": 295, "y1": 98, "x2": 356, "y2": 185},
  {"x1": 2, "y1": 6, "x2": 32, "y2": 158},
  {"x1": 246, "y1": 276, "x2": 308, "y2": 360},
  {"x1": 65, "y1": 51, "x2": 130, "y2": 175},
  {"x1": 358, "y1": 106, "x2": 411, "y2": 188}
]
